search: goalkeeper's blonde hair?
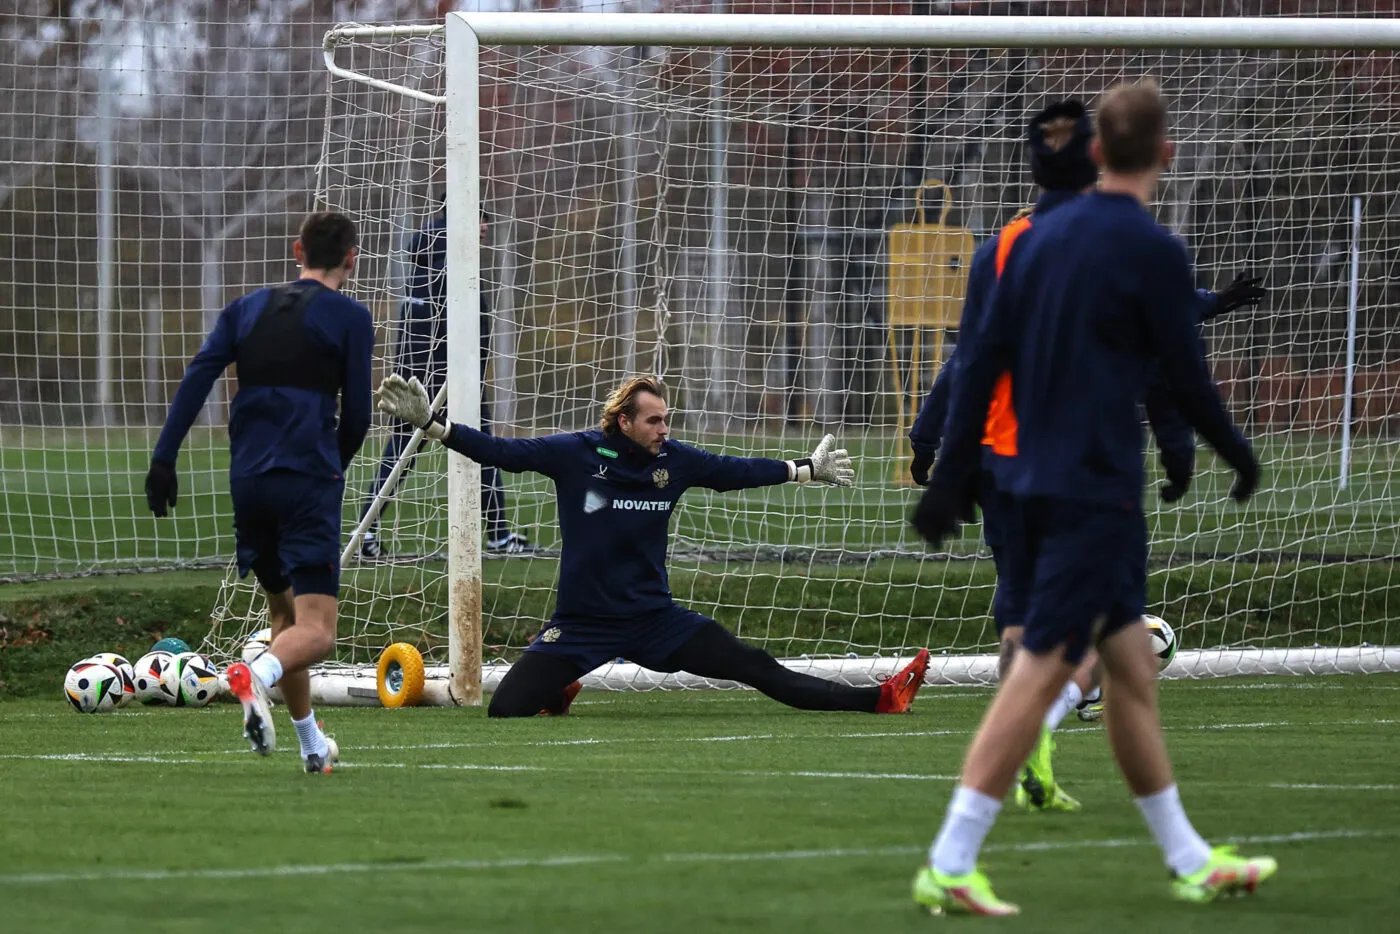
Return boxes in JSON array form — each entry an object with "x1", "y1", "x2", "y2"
[{"x1": 600, "y1": 375, "x2": 667, "y2": 434}]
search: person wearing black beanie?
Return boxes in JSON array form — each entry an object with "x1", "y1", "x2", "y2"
[
  {"x1": 1027, "y1": 99, "x2": 1098, "y2": 192},
  {"x1": 907, "y1": 99, "x2": 1105, "y2": 822},
  {"x1": 906, "y1": 96, "x2": 1268, "y2": 824}
]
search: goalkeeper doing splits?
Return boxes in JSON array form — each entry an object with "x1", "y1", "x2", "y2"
[{"x1": 376, "y1": 372, "x2": 931, "y2": 717}]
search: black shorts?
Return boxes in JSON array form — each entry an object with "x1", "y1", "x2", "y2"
[
  {"x1": 231, "y1": 470, "x2": 344, "y2": 596},
  {"x1": 1018, "y1": 496, "x2": 1147, "y2": 665},
  {"x1": 523, "y1": 605, "x2": 714, "y2": 673}
]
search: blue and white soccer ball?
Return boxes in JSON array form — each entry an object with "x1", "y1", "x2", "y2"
[
  {"x1": 64, "y1": 660, "x2": 124, "y2": 714},
  {"x1": 1144, "y1": 615, "x2": 1178, "y2": 671},
  {"x1": 80, "y1": 652, "x2": 136, "y2": 708},
  {"x1": 173, "y1": 652, "x2": 221, "y2": 707},
  {"x1": 132, "y1": 650, "x2": 180, "y2": 706},
  {"x1": 241, "y1": 627, "x2": 273, "y2": 664}
]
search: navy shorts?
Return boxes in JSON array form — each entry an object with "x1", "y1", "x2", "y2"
[
  {"x1": 523, "y1": 604, "x2": 713, "y2": 673},
  {"x1": 978, "y1": 470, "x2": 1028, "y2": 634},
  {"x1": 1018, "y1": 496, "x2": 1147, "y2": 665},
  {"x1": 231, "y1": 470, "x2": 344, "y2": 597}
]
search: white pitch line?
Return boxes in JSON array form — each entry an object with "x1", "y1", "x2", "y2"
[
  {"x1": 331, "y1": 761, "x2": 960, "y2": 782},
  {"x1": 0, "y1": 752, "x2": 205, "y2": 764},
  {"x1": 1268, "y1": 782, "x2": 1400, "y2": 791},
  {"x1": 0, "y1": 711, "x2": 157, "y2": 719},
  {"x1": 0, "y1": 828, "x2": 1388, "y2": 887},
  {"x1": 1199, "y1": 682, "x2": 1343, "y2": 691},
  {"x1": 326, "y1": 763, "x2": 1400, "y2": 787},
  {"x1": 8, "y1": 716, "x2": 1397, "y2": 765}
]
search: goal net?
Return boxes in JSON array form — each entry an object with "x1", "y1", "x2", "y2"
[{"x1": 199, "y1": 11, "x2": 1400, "y2": 702}]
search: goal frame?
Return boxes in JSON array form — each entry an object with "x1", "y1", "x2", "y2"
[{"x1": 315, "y1": 13, "x2": 1400, "y2": 706}]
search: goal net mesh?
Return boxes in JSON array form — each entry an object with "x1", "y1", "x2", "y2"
[{"x1": 203, "y1": 20, "x2": 1400, "y2": 686}]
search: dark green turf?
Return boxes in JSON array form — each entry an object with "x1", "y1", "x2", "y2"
[{"x1": 0, "y1": 674, "x2": 1397, "y2": 933}]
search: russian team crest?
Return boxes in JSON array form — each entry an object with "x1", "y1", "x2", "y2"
[
  {"x1": 540, "y1": 626, "x2": 562, "y2": 644},
  {"x1": 652, "y1": 468, "x2": 670, "y2": 489}
]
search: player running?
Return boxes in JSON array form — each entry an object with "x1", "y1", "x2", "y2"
[
  {"x1": 909, "y1": 99, "x2": 1265, "y2": 812},
  {"x1": 145, "y1": 212, "x2": 374, "y2": 772},
  {"x1": 910, "y1": 81, "x2": 1275, "y2": 915},
  {"x1": 375, "y1": 372, "x2": 930, "y2": 717}
]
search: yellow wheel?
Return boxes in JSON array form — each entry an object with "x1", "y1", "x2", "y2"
[{"x1": 377, "y1": 642, "x2": 425, "y2": 708}]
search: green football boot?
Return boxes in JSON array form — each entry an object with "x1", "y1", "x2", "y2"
[
  {"x1": 912, "y1": 865, "x2": 1019, "y2": 916},
  {"x1": 1015, "y1": 727, "x2": 1081, "y2": 812},
  {"x1": 1172, "y1": 846, "x2": 1278, "y2": 903}
]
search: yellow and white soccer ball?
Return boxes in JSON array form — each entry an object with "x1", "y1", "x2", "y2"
[
  {"x1": 63, "y1": 659, "x2": 124, "y2": 714},
  {"x1": 1143, "y1": 615, "x2": 1178, "y2": 672},
  {"x1": 172, "y1": 652, "x2": 221, "y2": 707},
  {"x1": 242, "y1": 628, "x2": 273, "y2": 664},
  {"x1": 80, "y1": 652, "x2": 136, "y2": 708}
]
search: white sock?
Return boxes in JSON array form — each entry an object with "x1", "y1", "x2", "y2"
[
  {"x1": 292, "y1": 712, "x2": 328, "y2": 758},
  {"x1": 250, "y1": 652, "x2": 283, "y2": 689},
  {"x1": 1043, "y1": 682, "x2": 1084, "y2": 732},
  {"x1": 929, "y1": 785, "x2": 1002, "y2": 876},
  {"x1": 1083, "y1": 685, "x2": 1101, "y2": 705},
  {"x1": 1135, "y1": 784, "x2": 1212, "y2": 876}
]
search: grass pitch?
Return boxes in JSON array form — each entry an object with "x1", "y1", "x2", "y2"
[{"x1": 1, "y1": 674, "x2": 1397, "y2": 933}]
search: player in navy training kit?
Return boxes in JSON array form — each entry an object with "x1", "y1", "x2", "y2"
[
  {"x1": 145, "y1": 212, "x2": 375, "y2": 773},
  {"x1": 907, "y1": 100, "x2": 1265, "y2": 812},
  {"x1": 375, "y1": 372, "x2": 932, "y2": 717},
  {"x1": 358, "y1": 207, "x2": 532, "y2": 557},
  {"x1": 908, "y1": 82, "x2": 1275, "y2": 915}
]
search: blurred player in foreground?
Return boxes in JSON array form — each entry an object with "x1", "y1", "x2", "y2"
[
  {"x1": 908, "y1": 99, "x2": 1265, "y2": 812},
  {"x1": 376, "y1": 372, "x2": 930, "y2": 717},
  {"x1": 146, "y1": 212, "x2": 374, "y2": 772},
  {"x1": 909, "y1": 81, "x2": 1275, "y2": 915}
]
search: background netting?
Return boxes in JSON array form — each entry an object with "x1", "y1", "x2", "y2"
[
  {"x1": 206, "y1": 18, "x2": 1400, "y2": 682},
  {"x1": 1, "y1": 2, "x2": 1396, "y2": 686}
]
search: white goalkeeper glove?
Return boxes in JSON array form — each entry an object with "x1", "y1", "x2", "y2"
[
  {"x1": 375, "y1": 373, "x2": 450, "y2": 441},
  {"x1": 787, "y1": 434, "x2": 854, "y2": 487}
]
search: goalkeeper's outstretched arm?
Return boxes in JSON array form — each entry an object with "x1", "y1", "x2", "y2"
[
  {"x1": 375, "y1": 373, "x2": 566, "y2": 477},
  {"x1": 686, "y1": 434, "x2": 855, "y2": 493}
]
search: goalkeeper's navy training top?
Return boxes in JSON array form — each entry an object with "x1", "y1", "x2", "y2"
[
  {"x1": 909, "y1": 189, "x2": 1216, "y2": 466},
  {"x1": 153, "y1": 280, "x2": 375, "y2": 480},
  {"x1": 930, "y1": 190, "x2": 1244, "y2": 505},
  {"x1": 440, "y1": 425, "x2": 789, "y2": 619}
]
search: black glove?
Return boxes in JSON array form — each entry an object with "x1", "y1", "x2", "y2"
[
  {"x1": 1158, "y1": 449, "x2": 1194, "y2": 503},
  {"x1": 956, "y1": 471, "x2": 980, "y2": 523},
  {"x1": 910, "y1": 483, "x2": 963, "y2": 547},
  {"x1": 145, "y1": 459, "x2": 178, "y2": 517},
  {"x1": 1228, "y1": 448, "x2": 1261, "y2": 503},
  {"x1": 910, "y1": 444, "x2": 936, "y2": 487},
  {"x1": 1211, "y1": 272, "x2": 1266, "y2": 318},
  {"x1": 1208, "y1": 431, "x2": 1260, "y2": 503}
]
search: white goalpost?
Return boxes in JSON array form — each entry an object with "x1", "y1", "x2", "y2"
[{"x1": 199, "y1": 12, "x2": 1400, "y2": 705}]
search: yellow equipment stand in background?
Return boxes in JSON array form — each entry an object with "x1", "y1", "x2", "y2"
[{"x1": 886, "y1": 180, "x2": 974, "y2": 484}]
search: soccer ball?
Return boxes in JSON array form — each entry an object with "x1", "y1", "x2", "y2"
[
  {"x1": 151, "y1": 636, "x2": 191, "y2": 655},
  {"x1": 80, "y1": 652, "x2": 136, "y2": 708},
  {"x1": 242, "y1": 627, "x2": 273, "y2": 664},
  {"x1": 63, "y1": 660, "x2": 124, "y2": 714},
  {"x1": 132, "y1": 651, "x2": 180, "y2": 706},
  {"x1": 1144, "y1": 615, "x2": 1178, "y2": 671},
  {"x1": 173, "y1": 652, "x2": 221, "y2": 707}
]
